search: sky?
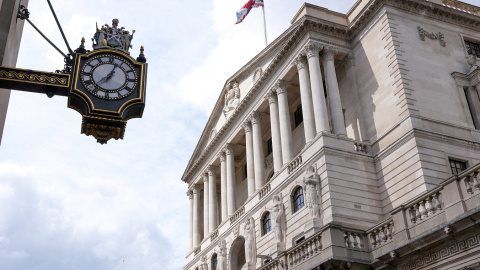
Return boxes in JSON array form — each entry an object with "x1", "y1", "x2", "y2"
[{"x1": 0, "y1": 0, "x2": 419, "y2": 269}]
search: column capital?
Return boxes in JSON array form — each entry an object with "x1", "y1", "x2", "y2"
[
  {"x1": 203, "y1": 171, "x2": 209, "y2": 182},
  {"x1": 193, "y1": 184, "x2": 202, "y2": 194},
  {"x1": 323, "y1": 46, "x2": 337, "y2": 62},
  {"x1": 217, "y1": 151, "x2": 226, "y2": 162},
  {"x1": 250, "y1": 111, "x2": 265, "y2": 125},
  {"x1": 305, "y1": 42, "x2": 323, "y2": 59},
  {"x1": 275, "y1": 80, "x2": 291, "y2": 95},
  {"x1": 207, "y1": 165, "x2": 218, "y2": 176},
  {"x1": 242, "y1": 121, "x2": 252, "y2": 133},
  {"x1": 187, "y1": 190, "x2": 193, "y2": 199},
  {"x1": 293, "y1": 54, "x2": 308, "y2": 70},
  {"x1": 264, "y1": 90, "x2": 277, "y2": 105},
  {"x1": 224, "y1": 143, "x2": 236, "y2": 155}
]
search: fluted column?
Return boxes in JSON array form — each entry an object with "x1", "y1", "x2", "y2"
[
  {"x1": 276, "y1": 80, "x2": 294, "y2": 164},
  {"x1": 208, "y1": 165, "x2": 218, "y2": 232},
  {"x1": 293, "y1": 54, "x2": 316, "y2": 142},
  {"x1": 251, "y1": 111, "x2": 266, "y2": 190},
  {"x1": 305, "y1": 42, "x2": 330, "y2": 133},
  {"x1": 188, "y1": 190, "x2": 193, "y2": 251},
  {"x1": 242, "y1": 122, "x2": 256, "y2": 196},
  {"x1": 225, "y1": 143, "x2": 236, "y2": 215},
  {"x1": 323, "y1": 46, "x2": 346, "y2": 135},
  {"x1": 203, "y1": 172, "x2": 209, "y2": 236},
  {"x1": 265, "y1": 90, "x2": 283, "y2": 171},
  {"x1": 218, "y1": 152, "x2": 228, "y2": 221},
  {"x1": 192, "y1": 184, "x2": 201, "y2": 247}
]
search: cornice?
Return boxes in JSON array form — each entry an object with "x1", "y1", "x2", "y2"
[{"x1": 348, "y1": 0, "x2": 480, "y2": 39}]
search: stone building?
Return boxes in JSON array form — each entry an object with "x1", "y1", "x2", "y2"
[
  {"x1": 181, "y1": 0, "x2": 480, "y2": 269},
  {"x1": 0, "y1": 0, "x2": 29, "y2": 144}
]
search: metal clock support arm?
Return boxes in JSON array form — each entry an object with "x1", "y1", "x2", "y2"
[
  {"x1": 17, "y1": 4, "x2": 67, "y2": 59},
  {"x1": 46, "y1": 0, "x2": 74, "y2": 56}
]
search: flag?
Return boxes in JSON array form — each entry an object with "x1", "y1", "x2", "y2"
[{"x1": 235, "y1": 0, "x2": 263, "y2": 24}]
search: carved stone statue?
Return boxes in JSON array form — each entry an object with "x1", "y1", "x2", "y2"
[
  {"x1": 271, "y1": 194, "x2": 285, "y2": 243},
  {"x1": 217, "y1": 240, "x2": 226, "y2": 270},
  {"x1": 243, "y1": 218, "x2": 256, "y2": 267},
  {"x1": 223, "y1": 81, "x2": 240, "y2": 117},
  {"x1": 303, "y1": 165, "x2": 321, "y2": 219}
]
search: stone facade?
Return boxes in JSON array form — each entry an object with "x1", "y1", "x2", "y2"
[
  {"x1": 0, "y1": 0, "x2": 29, "y2": 145},
  {"x1": 182, "y1": 0, "x2": 480, "y2": 269}
]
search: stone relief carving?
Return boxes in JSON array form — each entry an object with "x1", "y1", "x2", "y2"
[
  {"x1": 271, "y1": 194, "x2": 285, "y2": 243},
  {"x1": 210, "y1": 129, "x2": 216, "y2": 140},
  {"x1": 223, "y1": 81, "x2": 241, "y2": 118},
  {"x1": 253, "y1": 67, "x2": 263, "y2": 82},
  {"x1": 217, "y1": 240, "x2": 226, "y2": 270},
  {"x1": 467, "y1": 54, "x2": 479, "y2": 71},
  {"x1": 303, "y1": 164, "x2": 322, "y2": 219},
  {"x1": 200, "y1": 255, "x2": 208, "y2": 270},
  {"x1": 243, "y1": 217, "x2": 256, "y2": 268},
  {"x1": 417, "y1": 26, "x2": 446, "y2": 47}
]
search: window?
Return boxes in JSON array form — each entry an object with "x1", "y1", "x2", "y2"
[
  {"x1": 262, "y1": 212, "x2": 271, "y2": 235},
  {"x1": 449, "y1": 159, "x2": 467, "y2": 175},
  {"x1": 465, "y1": 40, "x2": 480, "y2": 58},
  {"x1": 211, "y1": 254, "x2": 218, "y2": 270},
  {"x1": 244, "y1": 163, "x2": 248, "y2": 179},
  {"x1": 294, "y1": 105, "x2": 303, "y2": 127},
  {"x1": 295, "y1": 236, "x2": 305, "y2": 245},
  {"x1": 292, "y1": 187, "x2": 305, "y2": 213},
  {"x1": 267, "y1": 138, "x2": 272, "y2": 155}
]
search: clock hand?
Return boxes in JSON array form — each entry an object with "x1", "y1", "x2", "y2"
[{"x1": 106, "y1": 64, "x2": 118, "y2": 81}]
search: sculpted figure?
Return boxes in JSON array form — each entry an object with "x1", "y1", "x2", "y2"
[
  {"x1": 93, "y1": 18, "x2": 134, "y2": 53},
  {"x1": 217, "y1": 240, "x2": 226, "y2": 270},
  {"x1": 271, "y1": 194, "x2": 285, "y2": 243},
  {"x1": 303, "y1": 165, "x2": 321, "y2": 219},
  {"x1": 223, "y1": 81, "x2": 240, "y2": 117},
  {"x1": 244, "y1": 218, "x2": 254, "y2": 265}
]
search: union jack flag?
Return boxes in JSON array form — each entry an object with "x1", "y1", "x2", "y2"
[{"x1": 235, "y1": 0, "x2": 264, "y2": 24}]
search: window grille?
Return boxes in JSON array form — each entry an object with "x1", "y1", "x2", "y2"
[
  {"x1": 262, "y1": 212, "x2": 271, "y2": 235},
  {"x1": 465, "y1": 40, "x2": 480, "y2": 58},
  {"x1": 449, "y1": 159, "x2": 467, "y2": 175},
  {"x1": 293, "y1": 187, "x2": 305, "y2": 213}
]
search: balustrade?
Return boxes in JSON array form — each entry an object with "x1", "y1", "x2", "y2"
[
  {"x1": 258, "y1": 183, "x2": 271, "y2": 200},
  {"x1": 287, "y1": 233, "x2": 322, "y2": 268},
  {"x1": 258, "y1": 260, "x2": 283, "y2": 270},
  {"x1": 343, "y1": 231, "x2": 365, "y2": 250},
  {"x1": 463, "y1": 172, "x2": 480, "y2": 195},
  {"x1": 229, "y1": 206, "x2": 245, "y2": 224},
  {"x1": 368, "y1": 219, "x2": 394, "y2": 249},
  {"x1": 287, "y1": 155, "x2": 302, "y2": 174},
  {"x1": 407, "y1": 190, "x2": 443, "y2": 224}
]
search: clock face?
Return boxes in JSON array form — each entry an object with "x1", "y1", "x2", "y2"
[{"x1": 80, "y1": 54, "x2": 137, "y2": 100}]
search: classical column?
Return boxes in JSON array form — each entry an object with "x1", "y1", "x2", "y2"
[
  {"x1": 323, "y1": 46, "x2": 346, "y2": 135},
  {"x1": 276, "y1": 80, "x2": 294, "y2": 164},
  {"x1": 188, "y1": 190, "x2": 193, "y2": 251},
  {"x1": 293, "y1": 54, "x2": 316, "y2": 142},
  {"x1": 192, "y1": 184, "x2": 202, "y2": 247},
  {"x1": 251, "y1": 111, "x2": 266, "y2": 190},
  {"x1": 305, "y1": 42, "x2": 330, "y2": 133},
  {"x1": 208, "y1": 165, "x2": 218, "y2": 232},
  {"x1": 218, "y1": 152, "x2": 228, "y2": 221},
  {"x1": 265, "y1": 90, "x2": 283, "y2": 171},
  {"x1": 242, "y1": 121, "x2": 256, "y2": 196},
  {"x1": 203, "y1": 172, "x2": 209, "y2": 236},
  {"x1": 225, "y1": 143, "x2": 237, "y2": 215}
]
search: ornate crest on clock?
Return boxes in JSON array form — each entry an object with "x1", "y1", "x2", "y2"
[{"x1": 67, "y1": 18, "x2": 148, "y2": 144}]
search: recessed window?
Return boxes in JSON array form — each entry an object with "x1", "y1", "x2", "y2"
[
  {"x1": 292, "y1": 187, "x2": 305, "y2": 213},
  {"x1": 211, "y1": 254, "x2": 218, "y2": 270},
  {"x1": 244, "y1": 163, "x2": 248, "y2": 180},
  {"x1": 449, "y1": 159, "x2": 467, "y2": 175},
  {"x1": 262, "y1": 212, "x2": 271, "y2": 235},
  {"x1": 267, "y1": 138, "x2": 273, "y2": 155},
  {"x1": 295, "y1": 236, "x2": 305, "y2": 245},
  {"x1": 465, "y1": 40, "x2": 480, "y2": 58},
  {"x1": 294, "y1": 105, "x2": 303, "y2": 127}
]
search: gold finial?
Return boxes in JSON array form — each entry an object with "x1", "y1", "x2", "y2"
[
  {"x1": 133, "y1": 30, "x2": 136, "y2": 34},
  {"x1": 81, "y1": 37, "x2": 85, "y2": 42}
]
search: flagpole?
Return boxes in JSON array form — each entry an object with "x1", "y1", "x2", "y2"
[{"x1": 261, "y1": 6, "x2": 268, "y2": 47}]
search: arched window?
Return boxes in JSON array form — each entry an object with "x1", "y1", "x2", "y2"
[
  {"x1": 262, "y1": 212, "x2": 271, "y2": 235},
  {"x1": 211, "y1": 253, "x2": 218, "y2": 270},
  {"x1": 292, "y1": 187, "x2": 304, "y2": 213}
]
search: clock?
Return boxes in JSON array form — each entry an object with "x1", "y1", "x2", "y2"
[
  {"x1": 68, "y1": 48, "x2": 147, "y2": 144},
  {"x1": 80, "y1": 54, "x2": 137, "y2": 100}
]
